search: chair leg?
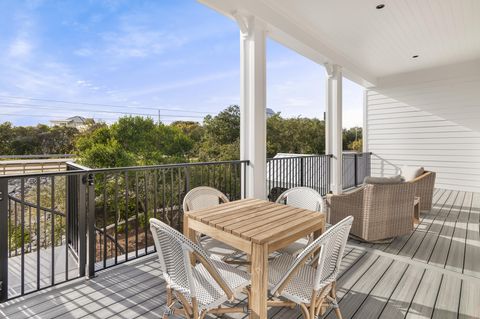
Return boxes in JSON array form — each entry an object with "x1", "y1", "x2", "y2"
[
  {"x1": 299, "y1": 303, "x2": 310, "y2": 319},
  {"x1": 330, "y1": 282, "x2": 343, "y2": 319}
]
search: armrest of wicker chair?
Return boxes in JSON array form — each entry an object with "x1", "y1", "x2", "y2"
[
  {"x1": 407, "y1": 171, "x2": 436, "y2": 211},
  {"x1": 326, "y1": 187, "x2": 364, "y2": 236}
]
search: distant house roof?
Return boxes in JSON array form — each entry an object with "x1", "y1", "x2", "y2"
[
  {"x1": 266, "y1": 108, "x2": 275, "y2": 118},
  {"x1": 65, "y1": 116, "x2": 87, "y2": 123}
]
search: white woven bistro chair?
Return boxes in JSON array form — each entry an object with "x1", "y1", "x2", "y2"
[
  {"x1": 267, "y1": 216, "x2": 353, "y2": 319},
  {"x1": 150, "y1": 218, "x2": 251, "y2": 319},
  {"x1": 183, "y1": 186, "x2": 246, "y2": 263},
  {"x1": 183, "y1": 186, "x2": 230, "y2": 212},
  {"x1": 275, "y1": 187, "x2": 326, "y2": 255}
]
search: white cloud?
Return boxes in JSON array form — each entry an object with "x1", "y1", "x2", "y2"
[
  {"x1": 101, "y1": 26, "x2": 187, "y2": 58},
  {"x1": 124, "y1": 69, "x2": 239, "y2": 98},
  {"x1": 8, "y1": 39, "x2": 33, "y2": 58},
  {"x1": 74, "y1": 48, "x2": 94, "y2": 57}
]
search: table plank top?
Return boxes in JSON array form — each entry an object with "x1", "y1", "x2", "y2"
[{"x1": 186, "y1": 198, "x2": 325, "y2": 244}]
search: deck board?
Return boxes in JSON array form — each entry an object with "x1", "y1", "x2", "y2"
[
  {"x1": 1, "y1": 188, "x2": 480, "y2": 319},
  {"x1": 445, "y1": 192, "x2": 472, "y2": 273}
]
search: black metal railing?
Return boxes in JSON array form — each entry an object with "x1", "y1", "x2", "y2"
[
  {"x1": 342, "y1": 152, "x2": 372, "y2": 189},
  {"x1": 0, "y1": 159, "x2": 248, "y2": 301},
  {"x1": 0, "y1": 152, "x2": 372, "y2": 302},
  {"x1": 266, "y1": 155, "x2": 332, "y2": 201}
]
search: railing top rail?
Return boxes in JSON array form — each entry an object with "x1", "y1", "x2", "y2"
[
  {"x1": 0, "y1": 154, "x2": 75, "y2": 160},
  {"x1": 66, "y1": 161, "x2": 91, "y2": 171},
  {"x1": 267, "y1": 154, "x2": 333, "y2": 161},
  {"x1": 0, "y1": 159, "x2": 250, "y2": 179}
]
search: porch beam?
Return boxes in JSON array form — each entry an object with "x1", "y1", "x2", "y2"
[
  {"x1": 235, "y1": 13, "x2": 267, "y2": 199},
  {"x1": 325, "y1": 63, "x2": 343, "y2": 194}
]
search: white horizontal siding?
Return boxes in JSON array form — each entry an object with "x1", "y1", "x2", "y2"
[{"x1": 366, "y1": 61, "x2": 480, "y2": 192}]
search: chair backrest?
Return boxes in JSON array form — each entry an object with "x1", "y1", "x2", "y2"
[
  {"x1": 363, "y1": 182, "x2": 416, "y2": 216},
  {"x1": 275, "y1": 187, "x2": 325, "y2": 212},
  {"x1": 150, "y1": 218, "x2": 228, "y2": 299},
  {"x1": 183, "y1": 186, "x2": 230, "y2": 212},
  {"x1": 271, "y1": 216, "x2": 353, "y2": 295}
]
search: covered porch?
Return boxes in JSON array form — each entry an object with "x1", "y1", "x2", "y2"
[
  {"x1": 1, "y1": 0, "x2": 479, "y2": 318},
  {"x1": 1, "y1": 189, "x2": 479, "y2": 318}
]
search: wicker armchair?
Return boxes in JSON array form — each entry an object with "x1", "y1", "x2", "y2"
[
  {"x1": 407, "y1": 171, "x2": 436, "y2": 211},
  {"x1": 326, "y1": 183, "x2": 416, "y2": 242}
]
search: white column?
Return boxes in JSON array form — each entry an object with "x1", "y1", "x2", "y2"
[
  {"x1": 235, "y1": 14, "x2": 267, "y2": 199},
  {"x1": 363, "y1": 89, "x2": 369, "y2": 153},
  {"x1": 325, "y1": 63, "x2": 343, "y2": 194}
]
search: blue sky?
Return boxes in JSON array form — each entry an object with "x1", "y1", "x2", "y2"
[{"x1": 0, "y1": 0, "x2": 363, "y2": 127}]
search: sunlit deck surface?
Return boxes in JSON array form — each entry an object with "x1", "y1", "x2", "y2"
[{"x1": 1, "y1": 189, "x2": 479, "y2": 319}]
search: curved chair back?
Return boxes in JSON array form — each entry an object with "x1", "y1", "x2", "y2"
[
  {"x1": 183, "y1": 186, "x2": 229, "y2": 212},
  {"x1": 150, "y1": 218, "x2": 232, "y2": 299},
  {"x1": 275, "y1": 187, "x2": 325, "y2": 213},
  {"x1": 271, "y1": 216, "x2": 353, "y2": 295}
]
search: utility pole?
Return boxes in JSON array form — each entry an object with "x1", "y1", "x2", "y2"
[{"x1": 157, "y1": 109, "x2": 161, "y2": 125}]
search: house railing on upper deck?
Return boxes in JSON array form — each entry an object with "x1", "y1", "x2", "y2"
[
  {"x1": 343, "y1": 152, "x2": 372, "y2": 189},
  {"x1": 0, "y1": 160, "x2": 248, "y2": 301},
  {"x1": 0, "y1": 152, "x2": 371, "y2": 302}
]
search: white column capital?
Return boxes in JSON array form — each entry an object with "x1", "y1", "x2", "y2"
[
  {"x1": 232, "y1": 11, "x2": 267, "y2": 40},
  {"x1": 324, "y1": 63, "x2": 342, "y2": 78}
]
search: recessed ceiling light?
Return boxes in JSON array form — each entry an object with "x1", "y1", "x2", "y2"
[
  {"x1": 412, "y1": 55, "x2": 419, "y2": 58},
  {"x1": 376, "y1": 4, "x2": 385, "y2": 9}
]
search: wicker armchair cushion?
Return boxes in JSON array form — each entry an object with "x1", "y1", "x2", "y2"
[
  {"x1": 364, "y1": 175, "x2": 403, "y2": 184},
  {"x1": 401, "y1": 166, "x2": 425, "y2": 181}
]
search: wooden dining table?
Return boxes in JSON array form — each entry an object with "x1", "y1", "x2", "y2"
[{"x1": 183, "y1": 198, "x2": 326, "y2": 319}]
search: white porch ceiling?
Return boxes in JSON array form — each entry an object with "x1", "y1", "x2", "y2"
[{"x1": 199, "y1": 0, "x2": 480, "y2": 87}]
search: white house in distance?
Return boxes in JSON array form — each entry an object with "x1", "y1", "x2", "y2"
[{"x1": 50, "y1": 116, "x2": 92, "y2": 132}]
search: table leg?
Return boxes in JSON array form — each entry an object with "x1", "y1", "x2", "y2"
[
  {"x1": 314, "y1": 223, "x2": 326, "y2": 239},
  {"x1": 250, "y1": 243, "x2": 268, "y2": 319},
  {"x1": 183, "y1": 214, "x2": 197, "y2": 265}
]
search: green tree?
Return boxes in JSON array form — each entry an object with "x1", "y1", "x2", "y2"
[
  {"x1": 198, "y1": 106, "x2": 241, "y2": 161},
  {"x1": 348, "y1": 139, "x2": 363, "y2": 152},
  {"x1": 75, "y1": 116, "x2": 193, "y2": 168},
  {"x1": 0, "y1": 122, "x2": 14, "y2": 154},
  {"x1": 267, "y1": 114, "x2": 326, "y2": 157},
  {"x1": 343, "y1": 127, "x2": 362, "y2": 151}
]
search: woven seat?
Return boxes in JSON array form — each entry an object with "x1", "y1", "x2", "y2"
[
  {"x1": 275, "y1": 187, "x2": 325, "y2": 255},
  {"x1": 150, "y1": 218, "x2": 251, "y2": 319},
  {"x1": 267, "y1": 216, "x2": 353, "y2": 319}
]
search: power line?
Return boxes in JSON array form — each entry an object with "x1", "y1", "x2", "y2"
[
  {"x1": 0, "y1": 113, "x2": 116, "y2": 121},
  {"x1": 0, "y1": 102, "x2": 206, "y2": 119},
  {"x1": 0, "y1": 95, "x2": 216, "y2": 115}
]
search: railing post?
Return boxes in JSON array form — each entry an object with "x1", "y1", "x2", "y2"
[
  {"x1": 86, "y1": 173, "x2": 96, "y2": 278},
  {"x1": 78, "y1": 174, "x2": 87, "y2": 277},
  {"x1": 0, "y1": 178, "x2": 8, "y2": 302},
  {"x1": 184, "y1": 166, "x2": 191, "y2": 194},
  {"x1": 354, "y1": 154, "x2": 358, "y2": 187},
  {"x1": 300, "y1": 157, "x2": 305, "y2": 187}
]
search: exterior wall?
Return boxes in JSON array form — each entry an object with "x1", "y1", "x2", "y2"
[{"x1": 365, "y1": 59, "x2": 480, "y2": 192}]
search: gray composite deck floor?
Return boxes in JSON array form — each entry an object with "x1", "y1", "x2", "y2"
[{"x1": 1, "y1": 189, "x2": 479, "y2": 319}]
